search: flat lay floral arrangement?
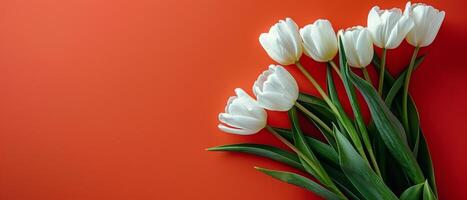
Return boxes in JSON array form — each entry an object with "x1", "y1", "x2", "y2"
[{"x1": 208, "y1": 2, "x2": 445, "y2": 200}]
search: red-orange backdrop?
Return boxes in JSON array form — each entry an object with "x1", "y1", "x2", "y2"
[{"x1": 0, "y1": 0, "x2": 466, "y2": 199}]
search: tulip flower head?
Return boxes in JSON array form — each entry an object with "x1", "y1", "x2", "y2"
[
  {"x1": 367, "y1": 6, "x2": 414, "y2": 49},
  {"x1": 404, "y1": 2, "x2": 445, "y2": 47},
  {"x1": 218, "y1": 88, "x2": 267, "y2": 135},
  {"x1": 259, "y1": 18, "x2": 303, "y2": 65},
  {"x1": 338, "y1": 26, "x2": 374, "y2": 68},
  {"x1": 253, "y1": 65, "x2": 299, "y2": 111},
  {"x1": 300, "y1": 19, "x2": 338, "y2": 62}
]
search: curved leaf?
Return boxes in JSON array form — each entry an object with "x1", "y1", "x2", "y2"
[
  {"x1": 408, "y1": 97, "x2": 421, "y2": 155},
  {"x1": 288, "y1": 107, "x2": 332, "y2": 186},
  {"x1": 418, "y1": 133, "x2": 437, "y2": 197},
  {"x1": 379, "y1": 55, "x2": 436, "y2": 194},
  {"x1": 255, "y1": 167, "x2": 342, "y2": 200},
  {"x1": 346, "y1": 63, "x2": 425, "y2": 184},
  {"x1": 334, "y1": 126, "x2": 398, "y2": 200},
  {"x1": 273, "y1": 127, "x2": 339, "y2": 167},
  {"x1": 422, "y1": 180, "x2": 437, "y2": 200},
  {"x1": 323, "y1": 163, "x2": 365, "y2": 200},
  {"x1": 399, "y1": 183, "x2": 424, "y2": 200},
  {"x1": 207, "y1": 143, "x2": 303, "y2": 170},
  {"x1": 298, "y1": 93, "x2": 334, "y2": 121}
]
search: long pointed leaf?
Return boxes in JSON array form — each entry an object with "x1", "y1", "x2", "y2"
[
  {"x1": 207, "y1": 144, "x2": 303, "y2": 170},
  {"x1": 273, "y1": 127, "x2": 339, "y2": 167},
  {"x1": 399, "y1": 183, "x2": 424, "y2": 200},
  {"x1": 348, "y1": 69, "x2": 425, "y2": 184},
  {"x1": 328, "y1": 50, "x2": 367, "y2": 160},
  {"x1": 384, "y1": 55, "x2": 425, "y2": 107},
  {"x1": 255, "y1": 167, "x2": 342, "y2": 200},
  {"x1": 334, "y1": 125, "x2": 398, "y2": 200},
  {"x1": 422, "y1": 180, "x2": 437, "y2": 200},
  {"x1": 374, "y1": 52, "x2": 436, "y2": 194},
  {"x1": 323, "y1": 163, "x2": 365, "y2": 200},
  {"x1": 326, "y1": 65, "x2": 354, "y2": 139},
  {"x1": 298, "y1": 93, "x2": 335, "y2": 122},
  {"x1": 289, "y1": 107, "x2": 332, "y2": 186},
  {"x1": 418, "y1": 132, "x2": 437, "y2": 197}
]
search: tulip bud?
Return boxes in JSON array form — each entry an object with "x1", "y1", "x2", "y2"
[
  {"x1": 338, "y1": 26, "x2": 374, "y2": 68},
  {"x1": 367, "y1": 6, "x2": 414, "y2": 49},
  {"x1": 253, "y1": 65, "x2": 299, "y2": 111},
  {"x1": 259, "y1": 18, "x2": 303, "y2": 65},
  {"x1": 404, "y1": 2, "x2": 445, "y2": 47},
  {"x1": 300, "y1": 19, "x2": 338, "y2": 62},
  {"x1": 218, "y1": 88, "x2": 267, "y2": 135}
]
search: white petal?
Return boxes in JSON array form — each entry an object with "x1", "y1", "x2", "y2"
[
  {"x1": 368, "y1": 6, "x2": 384, "y2": 47},
  {"x1": 274, "y1": 66, "x2": 299, "y2": 99},
  {"x1": 256, "y1": 92, "x2": 293, "y2": 111},
  {"x1": 219, "y1": 113, "x2": 265, "y2": 131},
  {"x1": 300, "y1": 25, "x2": 324, "y2": 61},
  {"x1": 386, "y1": 14, "x2": 414, "y2": 49},
  {"x1": 355, "y1": 29, "x2": 373, "y2": 67},
  {"x1": 421, "y1": 11, "x2": 445, "y2": 47},
  {"x1": 285, "y1": 18, "x2": 303, "y2": 60},
  {"x1": 341, "y1": 29, "x2": 360, "y2": 67},
  {"x1": 259, "y1": 33, "x2": 288, "y2": 65},
  {"x1": 218, "y1": 124, "x2": 256, "y2": 135}
]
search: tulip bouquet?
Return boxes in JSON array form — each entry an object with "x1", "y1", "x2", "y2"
[{"x1": 209, "y1": 2, "x2": 445, "y2": 200}]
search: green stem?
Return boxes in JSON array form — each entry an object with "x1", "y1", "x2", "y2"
[
  {"x1": 328, "y1": 60, "x2": 343, "y2": 80},
  {"x1": 296, "y1": 61, "x2": 368, "y2": 163},
  {"x1": 361, "y1": 128, "x2": 382, "y2": 177},
  {"x1": 295, "y1": 102, "x2": 332, "y2": 134},
  {"x1": 402, "y1": 46, "x2": 420, "y2": 134},
  {"x1": 265, "y1": 125, "x2": 347, "y2": 199},
  {"x1": 362, "y1": 67, "x2": 372, "y2": 85},
  {"x1": 266, "y1": 125, "x2": 307, "y2": 161},
  {"x1": 377, "y1": 48, "x2": 387, "y2": 96},
  {"x1": 295, "y1": 62, "x2": 341, "y2": 117}
]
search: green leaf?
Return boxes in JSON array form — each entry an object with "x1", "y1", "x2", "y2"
[
  {"x1": 372, "y1": 52, "x2": 425, "y2": 86},
  {"x1": 408, "y1": 97, "x2": 421, "y2": 155},
  {"x1": 255, "y1": 167, "x2": 342, "y2": 200},
  {"x1": 369, "y1": 123, "x2": 389, "y2": 182},
  {"x1": 207, "y1": 143, "x2": 303, "y2": 170},
  {"x1": 295, "y1": 102, "x2": 336, "y2": 148},
  {"x1": 327, "y1": 55, "x2": 367, "y2": 160},
  {"x1": 345, "y1": 60, "x2": 425, "y2": 184},
  {"x1": 323, "y1": 163, "x2": 365, "y2": 200},
  {"x1": 273, "y1": 127, "x2": 339, "y2": 167},
  {"x1": 339, "y1": 43, "x2": 381, "y2": 176},
  {"x1": 288, "y1": 107, "x2": 331, "y2": 185},
  {"x1": 334, "y1": 125, "x2": 398, "y2": 200},
  {"x1": 383, "y1": 58, "x2": 424, "y2": 152},
  {"x1": 326, "y1": 65, "x2": 354, "y2": 139},
  {"x1": 418, "y1": 132, "x2": 437, "y2": 197},
  {"x1": 423, "y1": 180, "x2": 437, "y2": 200},
  {"x1": 384, "y1": 56, "x2": 425, "y2": 107},
  {"x1": 325, "y1": 65, "x2": 347, "y2": 124},
  {"x1": 298, "y1": 92, "x2": 335, "y2": 122},
  {"x1": 348, "y1": 75, "x2": 425, "y2": 184},
  {"x1": 374, "y1": 51, "x2": 437, "y2": 194},
  {"x1": 275, "y1": 127, "x2": 363, "y2": 200},
  {"x1": 399, "y1": 183, "x2": 424, "y2": 200}
]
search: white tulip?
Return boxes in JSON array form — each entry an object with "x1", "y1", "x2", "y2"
[
  {"x1": 404, "y1": 2, "x2": 445, "y2": 47},
  {"x1": 338, "y1": 26, "x2": 374, "y2": 68},
  {"x1": 367, "y1": 6, "x2": 414, "y2": 49},
  {"x1": 253, "y1": 65, "x2": 299, "y2": 111},
  {"x1": 218, "y1": 88, "x2": 267, "y2": 135},
  {"x1": 300, "y1": 19, "x2": 338, "y2": 62},
  {"x1": 259, "y1": 18, "x2": 303, "y2": 65}
]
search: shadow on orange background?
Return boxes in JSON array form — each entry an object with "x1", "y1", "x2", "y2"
[{"x1": 0, "y1": 0, "x2": 466, "y2": 199}]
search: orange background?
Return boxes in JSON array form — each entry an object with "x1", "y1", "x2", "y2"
[{"x1": 0, "y1": 0, "x2": 466, "y2": 199}]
